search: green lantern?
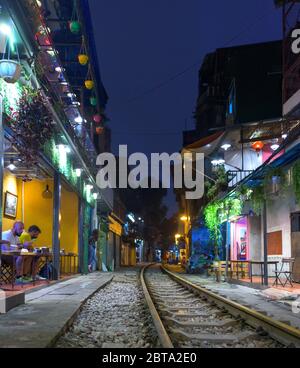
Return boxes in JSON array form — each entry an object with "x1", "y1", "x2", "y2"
[
  {"x1": 69, "y1": 21, "x2": 81, "y2": 34},
  {"x1": 90, "y1": 96, "x2": 97, "y2": 106}
]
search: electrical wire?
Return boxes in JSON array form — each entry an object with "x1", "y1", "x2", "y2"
[{"x1": 115, "y1": 11, "x2": 271, "y2": 108}]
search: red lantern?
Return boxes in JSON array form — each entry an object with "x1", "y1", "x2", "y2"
[
  {"x1": 251, "y1": 141, "x2": 264, "y2": 154},
  {"x1": 93, "y1": 114, "x2": 102, "y2": 124}
]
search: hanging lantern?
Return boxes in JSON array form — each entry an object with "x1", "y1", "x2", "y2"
[
  {"x1": 251, "y1": 141, "x2": 264, "y2": 155},
  {"x1": 85, "y1": 79, "x2": 94, "y2": 90},
  {"x1": 93, "y1": 114, "x2": 102, "y2": 124},
  {"x1": 90, "y1": 96, "x2": 97, "y2": 106},
  {"x1": 69, "y1": 21, "x2": 81, "y2": 34},
  {"x1": 96, "y1": 126, "x2": 104, "y2": 135},
  {"x1": 78, "y1": 54, "x2": 89, "y2": 66}
]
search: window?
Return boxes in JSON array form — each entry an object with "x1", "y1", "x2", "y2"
[{"x1": 291, "y1": 212, "x2": 300, "y2": 232}]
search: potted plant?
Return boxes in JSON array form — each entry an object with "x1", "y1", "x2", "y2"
[
  {"x1": 0, "y1": 37, "x2": 22, "y2": 83},
  {"x1": 0, "y1": 60, "x2": 22, "y2": 83}
]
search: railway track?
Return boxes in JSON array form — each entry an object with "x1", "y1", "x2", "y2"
[{"x1": 141, "y1": 264, "x2": 300, "y2": 348}]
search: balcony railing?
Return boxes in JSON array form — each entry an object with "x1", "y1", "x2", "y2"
[{"x1": 227, "y1": 170, "x2": 253, "y2": 188}]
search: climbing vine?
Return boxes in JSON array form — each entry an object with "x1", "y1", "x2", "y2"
[{"x1": 292, "y1": 160, "x2": 300, "y2": 204}]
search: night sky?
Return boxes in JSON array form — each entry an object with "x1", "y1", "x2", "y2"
[{"x1": 89, "y1": 0, "x2": 282, "y2": 216}]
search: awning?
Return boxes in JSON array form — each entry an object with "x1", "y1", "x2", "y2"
[{"x1": 182, "y1": 131, "x2": 225, "y2": 155}]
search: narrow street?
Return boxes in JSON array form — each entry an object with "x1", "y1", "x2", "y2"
[{"x1": 0, "y1": 0, "x2": 300, "y2": 355}]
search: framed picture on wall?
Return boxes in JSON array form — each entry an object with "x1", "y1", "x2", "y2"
[{"x1": 4, "y1": 191, "x2": 18, "y2": 219}]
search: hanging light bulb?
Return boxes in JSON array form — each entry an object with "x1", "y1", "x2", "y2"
[
  {"x1": 42, "y1": 184, "x2": 53, "y2": 199},
  {"x1": 7, "y1": 159, "x2": 16, "y2": 171}
]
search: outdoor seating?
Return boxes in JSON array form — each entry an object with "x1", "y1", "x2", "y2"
[{"x1": 273, "y1": 258, "x2": 295, "y2": 287}]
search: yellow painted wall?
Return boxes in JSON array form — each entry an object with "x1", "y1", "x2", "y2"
[
  {"x1": 23, "y1": 180, "x2": 54, "y2": 247},
  {"x1": 60, "y1": 185, "x2": 78, "y2": 255},
  {"x1": 2, "y1": 172, "x2": 79, "y2": 257},
  {"x1": 2, "y1": 170, "x2": 23, "y2": 231}
]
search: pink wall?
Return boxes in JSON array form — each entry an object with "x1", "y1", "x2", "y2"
[{"x1": 231, "y1": 217, "x2": 249, "y2": 261}]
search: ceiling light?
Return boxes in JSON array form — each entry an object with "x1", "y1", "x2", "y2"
[
  {"x1": 282, "y1": 134, "x2": 288, "y2": 139},
  {"x1": 7, "y1": 159, "x2": 16, "y2": 171},
  {"x1": 221, "y1": 143, "x2": 231, "y2": 151},
  {"x1": 271, "y1": 144, "x2": 280, "y2": 151},
  {"x1": 0, "y1": 23, "x2": 12, "y2": 36},
  {"x1": 74, "y1": 116, "x2": 83, "y2": 124},
  {"x1": 211, "y1": 159, "x2": 225, "y2": 166}
]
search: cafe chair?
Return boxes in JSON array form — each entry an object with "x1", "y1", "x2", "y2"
[{"x1": 273, "y1": 258, "x2": 295, "y2": 287}]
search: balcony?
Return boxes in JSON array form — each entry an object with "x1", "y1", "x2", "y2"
[{"x1": 227, "y1": 170, "x2": 253, "y2": 188}]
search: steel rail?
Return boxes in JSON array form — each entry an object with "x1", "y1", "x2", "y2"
[
  {"x1": 162, "y1": 265, "x2": 300, "y2": 348},
  {"x1": 140, "y1": 264, "x2": 174, "y2": 348}
]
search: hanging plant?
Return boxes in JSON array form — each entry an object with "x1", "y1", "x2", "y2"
[
  {"x1": 95, "y1": 126, "x2": 104, "y2": 135},
  {"x1": 69, "y1": 0, "x2": 81, "y2": 34},
  {"x1": 249, "y1": 185, "x2": 265, "y2": 215},
  {"x1": 78, "y1": 36, "x2": 89, "y2": 65},
  {"x1": 11, "y1": 88, "x2": 55, "y2": 169},
  {"x1": 0, "y1": 31, "x2": 22, "y2": 84},
  {"x1": 93, "y1": 113, "x2": 102, "y2": 124},
  {"x1": 292, "y1": 160, "x2": 300, "y2": 204},
  {"x1": 264, "y1": 166, "x2": 288, "y2": 196},
  {"x1": 90, "y1": 96, "x2": 97, "y2": 106}
]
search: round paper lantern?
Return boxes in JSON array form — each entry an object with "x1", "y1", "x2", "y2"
[
  {"x1": 93, "y1": 114, "x2": 102, "y2": 124},
  {"x1": 69, "y1": 21, "x2": 81, "y2": 34},
  {"x1": 84, "y1": 79, "x2": 94, "y2": 90},
  {"x1": 78, "y1": 54, "x2": 89, "y2": 66},
  {"x1": 96, "y1": 126, "x2": 104, "y2": 135},
  {"x1": 251, "y1": 141, "x2": 264, "y2": 154},
  {"x1": 90, "y1": 97, "x2": 97, "y2": 106}
]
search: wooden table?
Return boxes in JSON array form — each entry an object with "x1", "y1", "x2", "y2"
[
  {"x1": 0, "y1": 251, "x2": 52, "y2": 289},
  {"x1": 249, "y1": 260, "x2": 279, "y2": 285}
]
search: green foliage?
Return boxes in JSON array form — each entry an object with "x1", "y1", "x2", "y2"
[
  {"x1": 292, "y1": 160, "x2": 300, "y2": 204},
  {"x1": 264, "y1": 166, "x2": 288, "y2": 194},
  {"x1": 205, "y1": 165, "x2": 228, "y2": 201},
  {"x1": 204, "y1": 196, "x2": 242, "y2": 257},
  {"x1": 249, "y1": 185, "x2": 265, "y2": 215}
]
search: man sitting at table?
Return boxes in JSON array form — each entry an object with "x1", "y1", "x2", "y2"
[
  {"x1": 19, "y1": 225, "x2": 45, "y2": 281},
  {"x1": 1, "y1": 221, "x2": 29, "y2": 281}
]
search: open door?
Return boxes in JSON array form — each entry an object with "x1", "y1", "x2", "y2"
[{"x1": 291, "y1": 212, "x2": 300, "y2": 282}]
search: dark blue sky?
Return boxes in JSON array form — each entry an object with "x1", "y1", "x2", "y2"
[{"x1": 89, "y1": 0, "x2": 282, "y2": 215}]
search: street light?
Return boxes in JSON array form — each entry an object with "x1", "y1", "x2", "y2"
[{"x1": 180, "y1": 215, "x2": 188, "y2": 221}]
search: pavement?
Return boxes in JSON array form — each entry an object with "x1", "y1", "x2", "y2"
[
  {"x1": 0, "y1": 272, "x2": 113, "y2": 348},
  {"x1": 165, "y1": 265, "x2": 300, "y2": 331}
]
